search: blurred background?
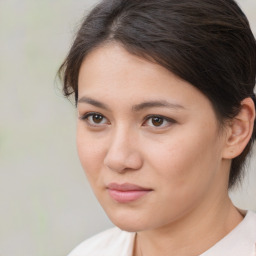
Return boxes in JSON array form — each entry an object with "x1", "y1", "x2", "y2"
[{"x1": 0, "y1": 0, "x2": 255, "y2": 255}]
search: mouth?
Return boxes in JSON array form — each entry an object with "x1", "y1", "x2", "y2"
[{"x1": 107, "y1": 183, "x2": 153, "y2": 203}]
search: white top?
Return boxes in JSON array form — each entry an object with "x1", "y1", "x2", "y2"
[{"x1": 68, "y1": 211, "x2": 256, "y2": 256}]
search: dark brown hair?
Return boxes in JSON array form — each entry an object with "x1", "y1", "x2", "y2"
[{"x1": 59, "y1": 0, "x2": 256, "y2": 188}]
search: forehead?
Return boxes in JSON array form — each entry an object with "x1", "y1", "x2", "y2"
[
  {"x1": 78, "y1": 43, "x2": 214, "y2": 115},
  {"x1": 78, "y1": 43, "x2": 171, "y2": 91}
]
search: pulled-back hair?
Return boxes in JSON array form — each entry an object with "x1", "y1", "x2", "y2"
[{"x1": 59, "y1": 0, "x2": 256, "y2": 188}]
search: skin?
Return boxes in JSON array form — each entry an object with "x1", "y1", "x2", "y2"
[{"x1": 76, "y1": 43, "x2": 254, "y2": 256}]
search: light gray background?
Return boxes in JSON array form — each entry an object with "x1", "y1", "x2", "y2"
[{"x1": 0, "y1": 1, "x2": 255, "y2": 256}]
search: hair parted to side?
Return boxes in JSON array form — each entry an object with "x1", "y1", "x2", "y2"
[{"x1": 58, "y1": 0, "x2": 256, "y2": 188}]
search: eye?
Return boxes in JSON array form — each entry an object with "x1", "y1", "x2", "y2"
[
  {"x1": 143, "y1": 115, "x2": 175, "y2": 128},
  {"x1": 79, "y1": 112, "x2": 109, "y2": 127}
]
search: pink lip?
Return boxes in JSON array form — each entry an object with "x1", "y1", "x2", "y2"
[{"x1": 107, "y1": 183, "x2": 152, "y2": 203}]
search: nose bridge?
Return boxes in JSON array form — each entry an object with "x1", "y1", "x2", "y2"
[
  {"x1": 112, "y1": 125, "x2": 131, "y2": 149},
  {"x1": 104, "y1": 124, "x2": 142, "y2": 172}
]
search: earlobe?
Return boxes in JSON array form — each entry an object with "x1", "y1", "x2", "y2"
[{"x1": 222, "y1": 97, "x2": 255, "y2": 159}]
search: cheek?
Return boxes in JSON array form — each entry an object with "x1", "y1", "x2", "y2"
[
  {"x1": 140, "y1": 133, "x2": 222, "y2": 223},
  {"x1": 76, "y1": 127, "x2": 106, "y2": 179},
  {"x1": 143, "y1": 127, "x2": 221, "y2": 192}
]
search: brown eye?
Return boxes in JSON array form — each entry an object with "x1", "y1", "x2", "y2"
[
  {"x1": 151, "y1": 117, "x2": 164, "y2": 126},
  {"x1": 92, "y1": 114, "x2": 104, "y2": 123},
  {"x1": 143, "y1": 115, "x2": 175, "y2": 128},
  {"x1": 80, "y1": 112, "x2": 109, "y2": 126}
]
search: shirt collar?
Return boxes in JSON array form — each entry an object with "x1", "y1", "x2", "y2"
[{"x1": 200, "y1": 211, "x2": 256, "y2": 256}]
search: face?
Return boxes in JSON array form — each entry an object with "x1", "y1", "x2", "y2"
[{"x1": 77, "y1": 44, "x2": 229, "y2": 232}]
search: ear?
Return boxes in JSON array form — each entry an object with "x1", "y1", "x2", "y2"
[{"x1": 222, "y1": 97, "x2": 255, "y2": 159}]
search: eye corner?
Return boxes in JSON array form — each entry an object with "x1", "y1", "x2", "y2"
[
  {"x1": 142, "y1": 114, "x2": 176, "y2": 128},
  {"x1": 78, "y1": 112, "x2": 110, "y2": 127}
]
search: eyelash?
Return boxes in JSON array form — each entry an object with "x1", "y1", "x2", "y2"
[
  {"x1": 143, "y1": 115, "x2": 176, "y2": 128},
  {"x1": 79, "y1": 112, "x2": 109, "y2": 127},
  {"x1": 79, "y1": 112, "x2": 176, "y2": 128}
]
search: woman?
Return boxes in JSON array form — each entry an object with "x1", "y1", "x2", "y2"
[{"x1": 59, "y1": 0, "x2": 256, "y2": 255}]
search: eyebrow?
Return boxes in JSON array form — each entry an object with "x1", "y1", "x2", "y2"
[
  {"x1": 77, "y1": 96, "x2": 185, "y2": 111},
  {"x1": 132, "y1": 100, "x2": 184, "y2": 111},
  {"x1": 78, "y1": 96, "x2": 110, "y2": 110}
]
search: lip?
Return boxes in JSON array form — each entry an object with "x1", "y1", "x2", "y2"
[{"x1": 107, "y1": 183, "x2": 152, "y2": 203}]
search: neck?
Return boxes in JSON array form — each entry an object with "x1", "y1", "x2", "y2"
[{"x1": 133, "y1": 194, "x2": 243, "y2": 256}]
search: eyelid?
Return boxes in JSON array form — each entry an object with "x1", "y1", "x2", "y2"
[
  {"x1": 143, "y1": 114, "x2": 176, "y2": 128},
  {"x1": 79, "y1": 112, "x2": 175, "y2": 128},
  {"x1": 79, "y1": 112, "x2": 110, "y2": 127},
  {"x1": 79, "y1": 111, "x2": 101, "y2": 120}
]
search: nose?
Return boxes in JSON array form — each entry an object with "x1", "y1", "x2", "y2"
[{"x1": 103, "y1": 128, "x2": 143, "y2": 173}]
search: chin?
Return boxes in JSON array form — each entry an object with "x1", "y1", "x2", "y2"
[
  {"x1": 104, "y1": 207, "x2": 153, "y2": 233},
  {"x1": 111, "y1": 218, "x2": 147, "y2": 233}
]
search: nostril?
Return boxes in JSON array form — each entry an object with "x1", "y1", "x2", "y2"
[
  {"x1": 103, "y1": 131, "x2": 143, "y2": 172},
  {"x1": 104, "y1": 149, "x2": 143, "y2": 173}
]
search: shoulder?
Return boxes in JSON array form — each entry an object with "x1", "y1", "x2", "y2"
[
  {"x1": 67, "y1": 227, "x2": 135, "y2": 256},
  {"x1": 243, "y1": 210, "x2": 256, "y2": 237},
  {"x1": 200, "y1": 210, "x2": 256, "y2": 256}
]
